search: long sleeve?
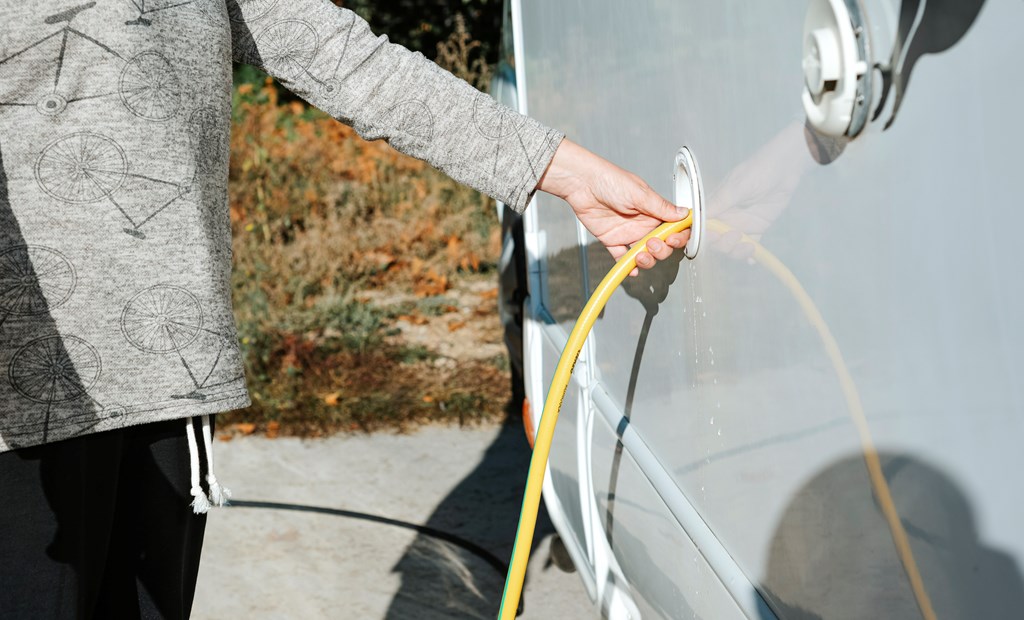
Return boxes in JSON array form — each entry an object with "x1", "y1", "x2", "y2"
[{"x1": 228, "y1": 0, "x2": 564, "y2": 213}]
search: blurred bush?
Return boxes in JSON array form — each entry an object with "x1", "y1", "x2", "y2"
[
  {"x1": 225, "y1": 74, "x2": 509, "y2": 435},
  {"x1": 338, "y1": 0, "x2": 503, "y2": 66},
  {"x1": 235, "y1": 6, "x2": 497, "y2": 104},
  {"x1": 434, "y1": 13, "x2": 493, "y2": 91}
]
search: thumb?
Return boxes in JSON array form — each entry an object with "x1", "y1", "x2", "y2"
[{"x1": 640, "y1": 186, "x2": 687, "y2": 222}]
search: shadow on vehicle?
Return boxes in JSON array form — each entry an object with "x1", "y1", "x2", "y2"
[
  {"x1": 758, "y1": 452, "x2": 1024, "y2": 619},
  {"x1": 874, "y1": 0, "x2": 988, "y2": 129}
]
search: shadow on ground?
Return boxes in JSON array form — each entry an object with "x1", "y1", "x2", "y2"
[{"x1": 384, "y1": 409, "x2": 559, "y2": 619}]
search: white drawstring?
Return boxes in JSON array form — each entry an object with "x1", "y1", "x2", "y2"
[
  {"x1": 201, "y1": 414, "x2": 231, "y2": 506},
  {"x1": 185, "y1": 417, "x2": 212, "y2": 514}
]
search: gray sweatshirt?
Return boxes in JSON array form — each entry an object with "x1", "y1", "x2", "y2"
[{"x1": 0, "y1": 0, "x2": 563, "y2": 452}]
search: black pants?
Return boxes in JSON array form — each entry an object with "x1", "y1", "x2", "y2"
[{"x1": 0, "y1": 418, "x2": 207, "y2": 620}]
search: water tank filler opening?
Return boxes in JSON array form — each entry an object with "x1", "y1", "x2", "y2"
[{"x1": 674, "y1": 146, "x2": 704, "y2": 259}]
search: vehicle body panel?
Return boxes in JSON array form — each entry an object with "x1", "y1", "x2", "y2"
[{"x1": 511, "y1": 0, "x2": 1024, "y2": 617}]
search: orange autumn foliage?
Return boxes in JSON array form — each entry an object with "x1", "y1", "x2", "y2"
[{"x1": 226, "y1": 77, "x2": 508, "y2": 433}]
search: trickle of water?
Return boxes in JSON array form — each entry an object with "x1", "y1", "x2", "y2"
[{"x1": 716, "y1": 400, "x2": 721, "y2": 408}]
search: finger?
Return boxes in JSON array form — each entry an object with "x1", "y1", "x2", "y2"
[
  {"x1": 635, "y1": 251, "x2": 655, "y2": 270},
  {"x1": 640, "y1": 186, "x2": 688, "y2": 222},
  {"x1": 645, "y1": 237, "x2": 673, "y2": 261},
  {"x1": 665, "y1": 230, "x2": 691, "y2": 249}
]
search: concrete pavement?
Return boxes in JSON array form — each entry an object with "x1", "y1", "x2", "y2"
[{"x1": 193, "y1": 421, "x2": 595, "y2": 619}]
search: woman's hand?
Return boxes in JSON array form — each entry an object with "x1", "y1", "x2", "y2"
[{"x1": 536, "y1": 138, "x2": 690, "y2": 276}]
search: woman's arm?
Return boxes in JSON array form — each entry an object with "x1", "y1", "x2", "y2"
[
  {"x1": 229, "y1": 0, "x2": 561, "y2": 213},
  {"x1": 229, "y1": 0, "x2": 687, "y2": 270}
]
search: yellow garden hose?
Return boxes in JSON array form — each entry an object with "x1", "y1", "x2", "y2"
[
  {"x1": 498, "y1": 214, "x2": 691, "y2": 618},
  {"x1": 497, "y1": 216, "x2": 937, "y2": 620}
]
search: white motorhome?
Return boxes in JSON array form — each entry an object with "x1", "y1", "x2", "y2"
[{"x1": 495, "y1": 1, "x2": 1024, "y2": 618}]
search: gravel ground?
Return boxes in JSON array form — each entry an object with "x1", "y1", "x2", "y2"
[{"x1": 193, "y1": 421, "x2": 595, "y2": 619}]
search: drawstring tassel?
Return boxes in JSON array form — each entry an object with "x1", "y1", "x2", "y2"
[
  {"x1": 201, "y1": 414, "x2": 231, "y2": 506},
  {"x1": 185, "y1": 416, "x2": 212, "y2": 514}
]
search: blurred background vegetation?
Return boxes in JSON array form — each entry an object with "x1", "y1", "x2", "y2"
[
  {"x1": 221, "y1": 1, "x2": 515, "y2": 438},
  {"x1": 234, "y1": 0, "x2": 503, "y2": 93},
  {"x1": 341, "y1": 0, "x2": 502, "y2": 65}
]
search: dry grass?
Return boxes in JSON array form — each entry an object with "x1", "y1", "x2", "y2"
[
  {"x1": 221, "y1": 74, "x2": 511, "y2": 437},
  {"x1": 435, "y1": 14, "x2": 493, "y2": 92}
]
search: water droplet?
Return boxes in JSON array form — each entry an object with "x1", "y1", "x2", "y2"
[
  {"x1": 710, "y1": 417, "x2": 714, "y2": 425},
  {"x1": 717, "y1": 429, "x2": 722, "y2": 436},
  {"x1": 695, "y1": 296, "x2": 703, "y2": 303}
]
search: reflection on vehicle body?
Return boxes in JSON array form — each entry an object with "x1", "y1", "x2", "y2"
[{"x1": 706, "y1": 122, "x2": 816, "y2": 261}]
